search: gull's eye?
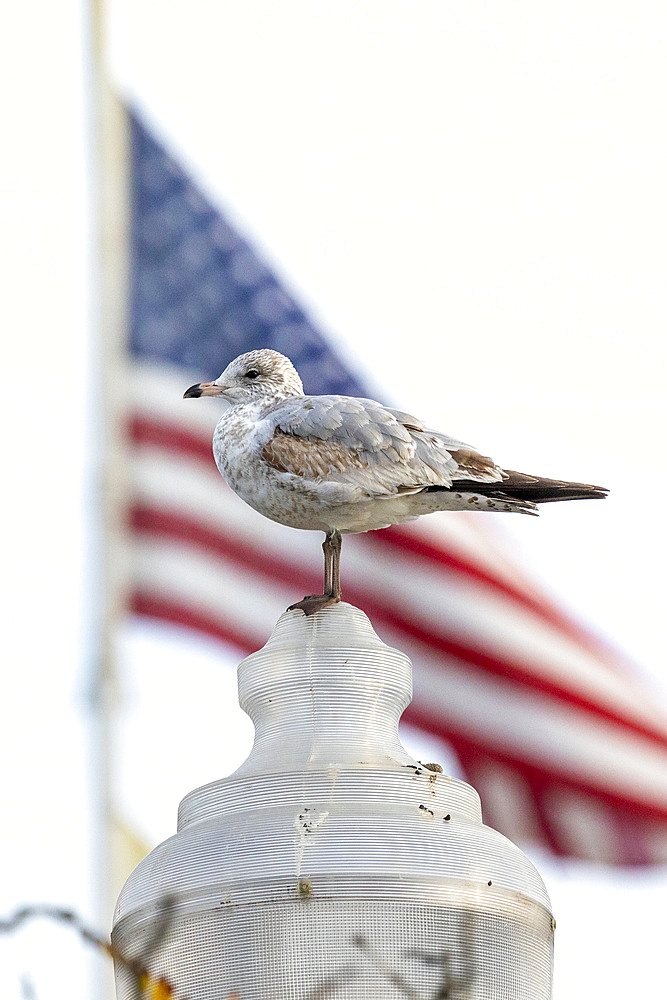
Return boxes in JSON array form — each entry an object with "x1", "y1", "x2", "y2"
[{"x1": 245, "y1": 369, "x2": 260, "y2": 380}]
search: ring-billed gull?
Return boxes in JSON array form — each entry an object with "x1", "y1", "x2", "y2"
[{"x1": 184, "y1": 349, "x2": 607, "y2": 615}]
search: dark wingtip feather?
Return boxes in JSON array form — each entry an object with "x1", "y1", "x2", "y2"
[{"x1": 452, "y1": 470, "x2": 609, "y2": 505}]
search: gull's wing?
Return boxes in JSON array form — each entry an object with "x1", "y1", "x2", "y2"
[{"x1": 260, "y1": 395, "x2": 505, "y2": 496}]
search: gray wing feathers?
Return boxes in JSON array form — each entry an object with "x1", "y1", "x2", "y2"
[
  {"x1": 264, "y1": 395, "x2": 496, "y2": 496},
  {"x1": 270, "y1": 396, "x2": 413, "y2": 456}
]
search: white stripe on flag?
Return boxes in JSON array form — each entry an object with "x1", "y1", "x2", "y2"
[{"x1": 467, "y1": 761, "x2": 545, "y2": 845}]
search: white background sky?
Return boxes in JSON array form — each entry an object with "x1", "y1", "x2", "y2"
[{"x1": 1, "y1": 2, "x2": 667, "y2": 999}]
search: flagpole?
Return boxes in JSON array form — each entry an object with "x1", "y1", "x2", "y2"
[{"x1": 88, "y1": 0, "x2": 131, "y2": 983}]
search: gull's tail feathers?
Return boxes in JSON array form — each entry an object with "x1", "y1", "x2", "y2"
[
  {"x1": 443, "y1": 471, "x2": 608, "y2": 509},
  {"x1": 491, "y1": 471, "x2": 609, "y2": 504},
  {"x1": 424, "y1": 486, "x2": 540, "y2": 515},
  {"x1": 423, "y1": 472, "x2": 608, "y2": 516}
]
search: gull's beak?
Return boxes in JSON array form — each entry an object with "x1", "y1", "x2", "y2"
[{"x1": 183, "y1": 381, "x2": 224, "y2": 399}]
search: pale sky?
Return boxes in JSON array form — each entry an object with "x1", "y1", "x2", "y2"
[{"x1": 1, "y1": 2, "x2": 666, "y2": 999}]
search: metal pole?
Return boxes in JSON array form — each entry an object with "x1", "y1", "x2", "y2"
[{"x1": 86, "y1": 0, "x2": 131, "y2": 990}]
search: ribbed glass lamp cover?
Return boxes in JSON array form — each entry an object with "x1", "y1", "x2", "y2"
[{"x1": 112, "y1": 602, "x2": 554, "y2": 999}]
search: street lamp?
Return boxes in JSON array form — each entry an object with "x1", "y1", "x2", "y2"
[{"x1": 112, "y1": 602, "x2": 554, "y2": 998}]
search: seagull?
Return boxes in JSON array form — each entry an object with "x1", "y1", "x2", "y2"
[{"x1": 184, "y1": 349, "x2": 607, "y2": 615}]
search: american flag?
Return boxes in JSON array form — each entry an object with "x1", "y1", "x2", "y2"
[{"x1": 124, "y1": 106, "x2": 667, "y2": 866}]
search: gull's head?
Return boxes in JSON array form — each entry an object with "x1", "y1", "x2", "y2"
[{"x1": 183, "y1": 349, "x2": 304, "y2": 405}]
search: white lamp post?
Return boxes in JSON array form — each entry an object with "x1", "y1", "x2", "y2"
[{"x1": 112, "y1": 603, "x2": 554, "y2": 998}]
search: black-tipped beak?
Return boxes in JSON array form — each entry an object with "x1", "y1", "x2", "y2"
[{"x1": 183, "y1": 381, "x2": 224, "y2": 399}]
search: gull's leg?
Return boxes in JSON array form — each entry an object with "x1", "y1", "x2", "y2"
[
  {"x1": 323, "y1": 531, "x2": 334, "y2": 594},
  {"x1": 329, "y1": 528, "x2": 342, "y2": 601},
  {"x1": 288, "y1": 528, "x2": 343, "y2": 616}
]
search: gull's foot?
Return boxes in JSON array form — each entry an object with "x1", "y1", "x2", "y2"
[{"x1": 287, "y1": 593, "x2": 342, "y2": 616}]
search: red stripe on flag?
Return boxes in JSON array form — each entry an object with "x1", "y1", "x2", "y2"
[
  {"x1": 131, "y1": 590, "x2": 263, "y2": 654},
  {"x1": 409, "y1": 707, "x2": 667, "y2": 824},
  {"x1": 373, "y1": 526, "x2": 626, "y2": 674},
  {"x1": 129, "y1": 414, "x2": 212, "y2": 463},
  {"x1": 438, "y1": 726, "x2": 667, "y2": 865},
  {"x1": 129, "y1": 501, "x2": 667, "y2": 750}
]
